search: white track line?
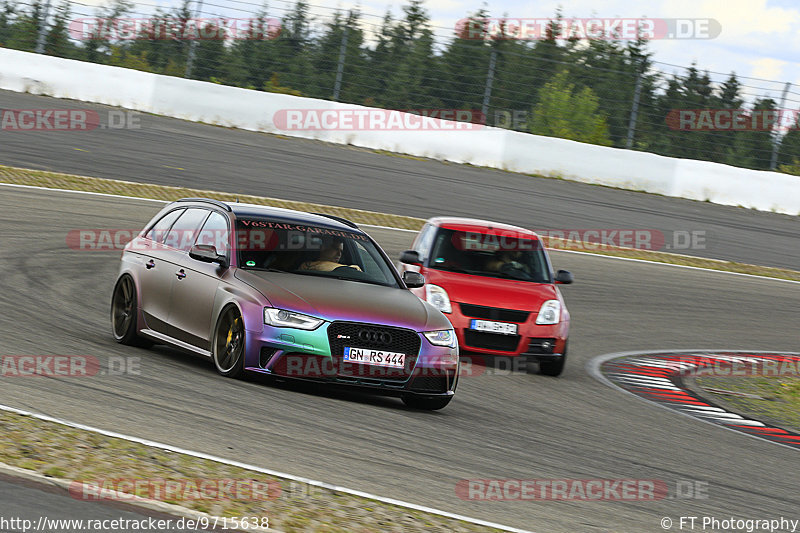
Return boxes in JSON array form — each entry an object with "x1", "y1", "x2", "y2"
[
  {"x1": 0, "y1": 403, "x2": 535, "y2": 533},
  {"x1": 2, "y1": 181, "x2": 795, "y2": 283},
  {"x1": 0, "y1": 182, "x2": 415, "y2": 233},
  {"x1": 551, "y1": 249, "x2": 800, "y2": 285},
  {"x1": 0, "y1": 181, "x2": 168, "y2": 203},
  {"x1": 0, "y1": 462, "x2": 274, "y2": 532}
]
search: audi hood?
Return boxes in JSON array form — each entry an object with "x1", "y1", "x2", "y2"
[{"x1": 234, "y1": 270, "x2": 451, "y2": 331}]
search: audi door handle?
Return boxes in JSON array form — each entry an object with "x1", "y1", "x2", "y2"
[
  {"x1": 145, "y1": 259, "x2": 155, "y2": 269},
  {"x1": 176, "y1": 269, "x2": 186, "y2": 280}
]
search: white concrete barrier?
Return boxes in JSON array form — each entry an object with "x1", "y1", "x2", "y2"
[
  {"x1": 499, "y1": 131, "x2": 679, "y2": 195},
  {"x1": 0, "y1": 47, "x2": 156, "y2": 108},
  {"x1": 1, "y1": 47, "x2": 798, "y2": 215},
  {"x1": 672, "y1": 159, "x2": 800, "y2": 213}
]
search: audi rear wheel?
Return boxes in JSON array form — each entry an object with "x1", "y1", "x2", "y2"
[{"x1": 110, "y1": 275, "x2": 152, "y2": 348}]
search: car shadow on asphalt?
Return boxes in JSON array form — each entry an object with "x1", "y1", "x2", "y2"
[{"x1": 144, "y1": 344, "x2": 443, "y2": 413}]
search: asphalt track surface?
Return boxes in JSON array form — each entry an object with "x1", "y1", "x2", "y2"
[
  {"x1": 1, "y1": 187, "x2": 799, "y2": 532},
  {"x1": 0, "y1": 474, "x2": 207, "y2": 533},
  {"x1": 0, "y1": 89, "x2": 799, "y2": 270}
]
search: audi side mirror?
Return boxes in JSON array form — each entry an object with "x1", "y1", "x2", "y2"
[{"x1": 190, "y1": 244, "x2": 229, "y2": 268}]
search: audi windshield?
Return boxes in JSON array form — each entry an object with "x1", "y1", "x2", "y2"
[{"x1": 233, "y1": 219, "x2": 401, "y2": 287}]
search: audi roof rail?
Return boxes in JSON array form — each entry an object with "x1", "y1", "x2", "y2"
[
  {"x1": 311, "y1": 212, "x2": 359, "y2": 229},
  {"x1": 175, "y1": 198, "x2": 232, "y2": 212}
]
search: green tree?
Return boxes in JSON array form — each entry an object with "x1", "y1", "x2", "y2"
[
  {"x1": 436, "y1": 10, "x2": 491, "y2": 112},
  {"x1": 733, "y1": 98, "x2": 779, "y2": 170},
  {"x1": 678, "y1": 65, "x2": 716, "y2": 161},
  {"x1": 0, "y1": 1, "x2": 17, "y2": 47},
  {"x1": 226, "y1": 12, "x2": 279, "y2": 90},
  {"x1": 777, "y1": 113, "x2": 800, "y2": 173},
  {"x1": 308, "y1": 10, "x2": 367, "y2": 101},
  {"x1": 650, "y1": 65, "x2": 720, "y2": 162},
  {"x1": 567, "y1": 34, "x2": 658, "y2": 147},
  {"x1": 45, "y1": 1, "x2": 80, "y2": 58},
  {"x1": 710, "y1": 72, "x2": 745, "y2": 165},
  {"x1": 271, "y1": 0, "x2": 314, "y2": 92},
  {"x1": 4, "y1": 0, "x2": 44, "y2": 51},
  {"x1": 364, "y1": 11, "x2": 395, "y2": 103},
  {"x1": 189, "y1": 21, "x2": 228, "y2": 81},
  {"x1": 83, "y1": 0, "x2": 134, "y2": 64},
  {"x1": 382, "y1": 0, "x2": 440, "y2": 108},
  {"x1": 108, "y1": 46, "x2": 151, "y2": 71},
  {"x1": 489, "y1": 38, "x2": 540, "y2": 127},
  {"x1": 125, "y1": 3, "x2": 193, "y2": 75},
  {"x1": 528, "y1": 69, "x2": 612, "y2": 146}
]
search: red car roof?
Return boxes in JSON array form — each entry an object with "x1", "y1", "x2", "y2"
[{"x1": 428, "y1": 217, "x2": 541, "y2": 239}]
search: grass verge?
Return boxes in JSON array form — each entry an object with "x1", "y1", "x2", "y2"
[
  {"x1": 693, "y1": 376, "x2": 800, "y2": 434},
  {"x1": 0, "y1": 165, "x2": 423, "y2": 230},
  {"x1": 1, "y1": 164, "x2": 799, "y2": 283},
  {"x1": 0, "y1": 410, "x2": 508, "y2": 533}
]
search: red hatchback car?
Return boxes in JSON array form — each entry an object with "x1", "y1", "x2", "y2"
[{"x1": 399, "y1": 217, "x2": 573, "y2": 376}]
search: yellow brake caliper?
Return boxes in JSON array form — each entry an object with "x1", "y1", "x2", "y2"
[{"x1": 227, "y1": 317, "x2": 241, "y2": 348}]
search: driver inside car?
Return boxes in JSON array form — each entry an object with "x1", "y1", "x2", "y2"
[
  {"x1": 484, "y1": 249, "x2": 530, "y2": 274},
  {"x1": 299, "y1": 236, "x2": 362, "y2": 272}
]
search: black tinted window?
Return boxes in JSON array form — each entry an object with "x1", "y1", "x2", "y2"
[
  {"x1": 164, "y1": 208, "x2": 210, "y2": 252},
  {"x1": 145, "y1": 208, "x2": 184, "y2": 243},
  {"x1": 429, "y1": 228, "x2": 551, "y2": 283},
  {"x1": 195, "y1": 212, "x2": 230, "y2": 256},
  {"x1": 235, "y1": 218, "x2": 399, "y2": 287}
]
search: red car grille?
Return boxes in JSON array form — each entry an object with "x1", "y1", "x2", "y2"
[
  {"x1": 462, "y1": 330, "x2": 521, "y2": 352},
  {"x1": 459, "y1": 303, "x2": 530, "y2": 323}
]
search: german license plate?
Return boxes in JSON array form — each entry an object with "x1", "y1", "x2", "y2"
[
  {"x1": 470, "y1": 319, "x2": 518, "y2": 335},
  {"x1": 343, "y1": 347, "x2": 406, "y2": 367}
]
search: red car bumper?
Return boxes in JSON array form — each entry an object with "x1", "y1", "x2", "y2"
[{"x1": 447, "y1": 302, "x2": 569, "y2": 359}]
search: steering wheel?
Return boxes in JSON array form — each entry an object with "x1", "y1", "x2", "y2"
[{"x1": 500, "y1": 263, "x2": 530, "y2": 279}]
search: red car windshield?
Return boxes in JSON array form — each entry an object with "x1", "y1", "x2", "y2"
[{"x1": 428, "y1": 228, "x2": 552, "y2": 283}]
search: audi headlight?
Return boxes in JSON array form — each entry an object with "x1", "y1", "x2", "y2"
[
  {"x1": 264, "y1": 308, "x2": 324, "y2": 330},
  {"x1": 426, "y1": 284, "x2": 452, "y2": 313},
  {"x1": 423, "y1": 329, "x2": 456, "y2": 347},
  {"x1": 535, "y1": 300, "x2": 561, "y2": 325}
]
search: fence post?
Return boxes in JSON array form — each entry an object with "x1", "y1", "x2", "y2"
[
  {"x1": 34, "y1": 0, "x2": 52, "y2": 54},
  {"x1": 770, "y1": 82, "x2": 791, "y2": 170},
  {"x1": 332, "y1": 23, "x2": 349, "y2": 101},
  {"x1": 625, "y1": 68, "x2": 643, "y2": 149},
  {"x1": 184, "y1": 0, "x2": 205, "y2": 78},
  {"x1": 481, "y1": 48, "x2": 497, "y2": 124}
]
